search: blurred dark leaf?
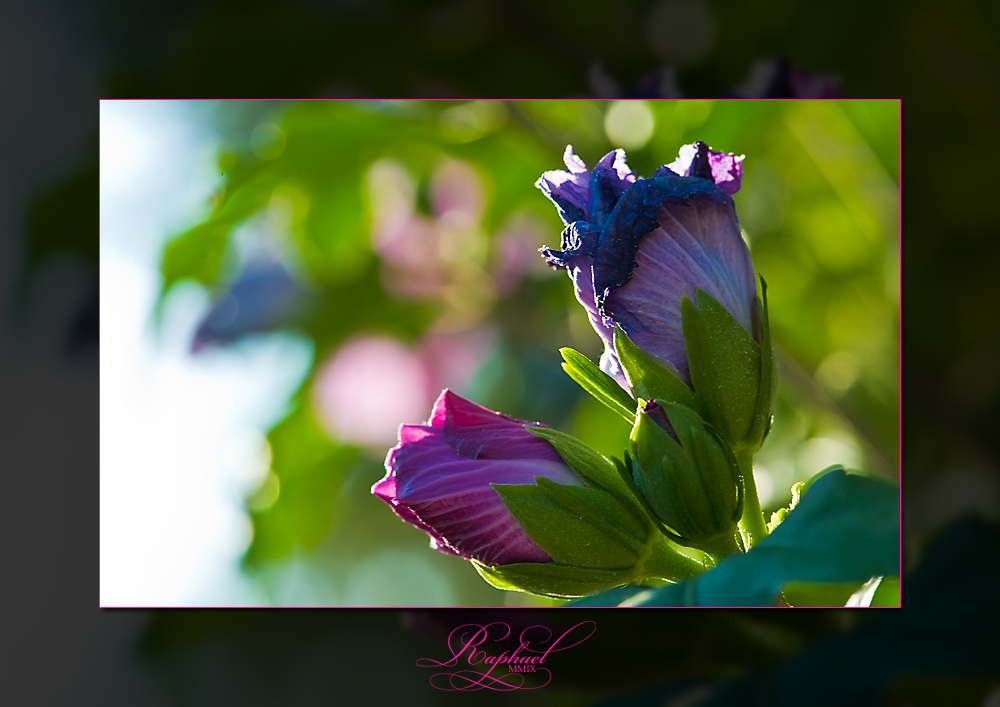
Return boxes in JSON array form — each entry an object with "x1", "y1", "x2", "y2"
[
  {"x1": 595, "y1": 516, "x2": 1000, "y2": 706},
  {"x1": 700, "y1": 515, "x2": 1000, "y2": 706},
  {"x1": 24, "y1": 156, "x2": 98, "y2": 273}
]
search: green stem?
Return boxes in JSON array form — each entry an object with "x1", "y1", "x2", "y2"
[
  {"x1": 639, "y1": 537, "x2": 708, "y2": 583},
  {"x1": 736, "y1": 451, "x2": 768, "y2": 548},
  {"x1": 701, "y1": 531, "x2": 743, "y2": 564}
]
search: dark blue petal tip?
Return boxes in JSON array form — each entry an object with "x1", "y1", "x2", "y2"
[{"x1": 540, "y1": 221, "x2": 602, "y2": 269}]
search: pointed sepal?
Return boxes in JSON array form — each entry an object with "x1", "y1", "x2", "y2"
[
  {"x1": 473, "y1": 560, "x2": 635, "y2": 598},
  {"x1": 525, "y1": 425, "x2": 641, "y2": 513},
  {"x1": 613, "y1": 326, "x2": 707, "y2": 418},
  {"x1": 492, "y1": 481, "x2": 642, "y2": 570},
  {"x1": 560, "y1": 347, "x2": 636, "y2": 422},
  {"x1": 746, "y1": 276, "x2": 778, "y2": 449},
  {"x1": 681, "y1": 289, "x2": 762, "y2": 456}
]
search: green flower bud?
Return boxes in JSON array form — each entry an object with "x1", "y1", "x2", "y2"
[{"x1": 629, "y1": 399, "x2": 745, "y2": 561}]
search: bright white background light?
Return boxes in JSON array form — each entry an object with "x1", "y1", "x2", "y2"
[{"x1": 99, "y1": 102, "x2": 312, "y2": 606}]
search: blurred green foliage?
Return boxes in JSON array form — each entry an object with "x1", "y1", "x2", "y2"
[{"x1": 159, "y1": 99, "x2": 899, "y2": 606}]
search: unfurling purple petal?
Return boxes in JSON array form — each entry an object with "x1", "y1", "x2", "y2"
[
  {"x1": 639, "y1": 400, "x2": 679, "y2": 442},
  {"x1": 707, "y1": 152, "x2": 743, "y2": 196},
  {"x1": 535, "y1": 146, "x2": 592, "y2": 225},
  {"x1": 535, "y1": 146, "x2": 636, "y2": 228},
  {"x1": 428, "y1": 390, "x2": 566, "y2": 463},
  {"x1": 372, "y1": 390, "x2": 584, "y2": 566},
  {"x1": 663, "y1": 141, "x2": 744, "y2": 195}
]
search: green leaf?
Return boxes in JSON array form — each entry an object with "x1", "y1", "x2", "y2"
[
  {"x1": 869, "y1": 575, "x2": 900, "y2": 607},
  {"x1": 781, "y1": 581, "x2": 865, "y2": 607},
  {"x1": 613, "y1": 326, "x2": 705, "y2": 417},
  {"x1": 621, "y1": 470, "x2": 899, "y2": 606},
  {"x1": 492, "y1": 483, "x2": 640, "y2": 570},
  {"x1": 769, "y1": 466, "x2": 845, "y2": 534},
  {"x1": 801, "y1": 464, "x2": 844, "y2": 494},
  {"x1": 681, "y1": 290, "x2": 761, "y2": 450},
  {"x1": 844, "y1": 575, "x2": 887, "y2": 607},
  {"x1": 473, "y1": 560, "x2": 634, "y2": 598},
  {"x1": 560, "y1": 347, "x2": 635, "y2": 422}
]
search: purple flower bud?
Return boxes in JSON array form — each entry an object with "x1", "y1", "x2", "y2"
[
  {"x1": 538, "y1": 143, "x2": 756, "y2": 389},
  {"x1": 372, "y1": 390, "x2": 584, "y2": 566}
]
